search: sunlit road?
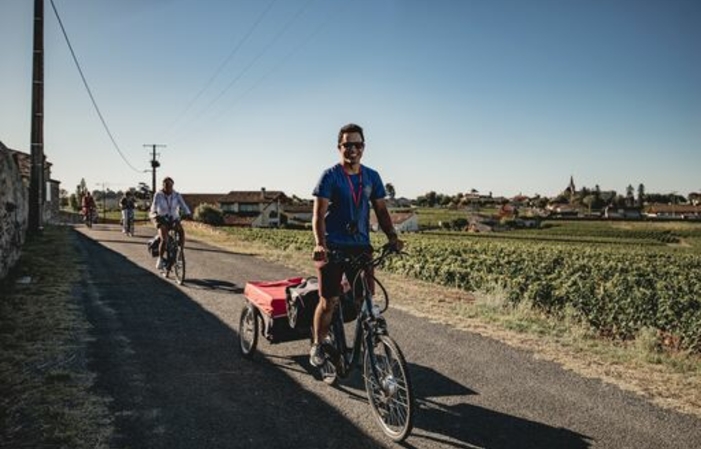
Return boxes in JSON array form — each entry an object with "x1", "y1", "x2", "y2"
[{"x1": 71, "y1": 223, "x2": 701, "y2": 448}]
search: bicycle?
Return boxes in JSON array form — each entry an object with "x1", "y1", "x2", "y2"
[
  {"x1": 83, "y1": 207, "x2": 96, "y2": 228},
  {"x1": 159, "y1": 216, "x2": 186, "y2": 285},
  {"x1": 122, "y1": 208, "x2": 134, "y2": 236},
  {"x1": 317, "y1": 244, "x2": 414, "y2": 442}
]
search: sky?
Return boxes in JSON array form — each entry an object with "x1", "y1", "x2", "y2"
[{"x1": 1, "y1": 0, "x2": 700, "y2": 200}]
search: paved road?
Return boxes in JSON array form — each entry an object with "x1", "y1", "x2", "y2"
[{"x1": 72, "y1": 224, "x2": 701, "y2": 448}]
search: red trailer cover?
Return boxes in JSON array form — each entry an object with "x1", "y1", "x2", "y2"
[{"x1": 244, "y1": 277, "x2": 304, "y2": 318}]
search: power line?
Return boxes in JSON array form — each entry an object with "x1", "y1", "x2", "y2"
[
  {"x1": 200, "y1": 0, "x2": 314, "y2": 115},
  {"x1": 172, "y1": 0, "x2": 344, "y2": 145},
  {"x1": 170, "y1": 0, "x2": 315, "y2": 144},
  {"x1": 214, "y1": 1, "x2": 345, "y2": 123},
  {"x1": 49, "y1": 0, "x2": 142, "y2": 174},
  {"x1": 162, "y1": 0, "x2": 279, "y2": 140}
]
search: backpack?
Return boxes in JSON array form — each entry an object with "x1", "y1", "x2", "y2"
[
  {"x1": 286, "y1": 277, "x2": 320, "y2": 329},
  {"x1": 147, "y1": 236, "x2": 161, "y2": 258},
  {"x1": 285, "y1": 276, "x2": 358, "y2": 328}
]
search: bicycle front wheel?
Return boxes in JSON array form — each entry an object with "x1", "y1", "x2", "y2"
[
  {"x1": 363, "y1": 335, "x2": 414, "y2": 442},
  {"x1": 174, "y1": 246, "x2": 186, "y2": 285}
]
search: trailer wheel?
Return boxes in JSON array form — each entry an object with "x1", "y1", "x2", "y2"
[{"x1": 239, "y1": 304, "x2": 259, "y2": 358}]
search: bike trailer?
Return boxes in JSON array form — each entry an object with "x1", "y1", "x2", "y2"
[{"x1": 243, "y1": 277, "x2": 311, "y2": 343}]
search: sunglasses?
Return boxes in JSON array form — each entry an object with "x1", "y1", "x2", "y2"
[{"x1": 339, "y1": 142, "x2": 365, "y2": 150}]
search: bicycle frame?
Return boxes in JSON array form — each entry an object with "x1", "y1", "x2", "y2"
[
  {"x1": 123, "y1": 209, "x2": 134, "y2": 231},
  {"x1": 160, "y1": 217, "x2": 186, "y2": 284},
  {"x1": 326, "y1": 249, "x2": 390, "y2": 378},
  {"x1": 320, "y1": 244, "x2": 414, "y2": 442}
]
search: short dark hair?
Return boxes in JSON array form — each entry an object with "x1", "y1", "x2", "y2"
[{"x1": 337, "y1": 123, "x2": 364, "y2": 144}]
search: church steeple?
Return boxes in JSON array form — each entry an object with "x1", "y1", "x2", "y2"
[{"x1": 568, "y1": 176, "x2": 576, "y2": 196}]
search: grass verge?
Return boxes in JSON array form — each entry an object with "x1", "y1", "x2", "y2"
[
  {"x1": 186, "y1": 222, "x2": 701, "y2": 419},
  {"x1": 0, "y1": 226, "x2": 112, "y2": 448}
]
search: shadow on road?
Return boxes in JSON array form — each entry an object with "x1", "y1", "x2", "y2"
[
  {"x1": 94, "y1": 236, "x2": 256, "y2": 257},
  {"x1": 72, "y1": 230, "x2": 382, "y2": 448},
  {"x1": 185, "y1": 278, "x2": 244, "y2": 293},
  {"x1": 277, "y1": 346, "x2": 592, "y2": 448},
  {"x1": 409, "y1": 400, "x2": 592, "y2": 449},
  {"x1": 407, "y1": 364, "x2": 592, "y2": 448}
]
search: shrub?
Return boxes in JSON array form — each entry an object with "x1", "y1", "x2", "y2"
[{"x1": 194, "y1": 203, "x2": 224, "y2": 226}]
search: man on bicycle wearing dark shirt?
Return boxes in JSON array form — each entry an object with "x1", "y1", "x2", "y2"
[
  {"x1": 119, "y1": 191, "x2": 136, "y2": 234},
  {"x1": 309, "y1": 123, "x2": 403, "y2": 367}
]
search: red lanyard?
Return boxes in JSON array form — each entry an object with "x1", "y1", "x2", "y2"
[{"x1": 343, "y1": 166, "x2": 363, "y2": 207}]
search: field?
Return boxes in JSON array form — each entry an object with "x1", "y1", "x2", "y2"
[{"x1": 218, "y1": 219, "x2": 701, "y2": 353}]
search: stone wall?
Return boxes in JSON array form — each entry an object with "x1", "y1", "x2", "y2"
[{"x1": 0, "y1": 143, "x2": 28, "y2": 280}]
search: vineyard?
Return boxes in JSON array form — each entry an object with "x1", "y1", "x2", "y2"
[{"x1": 222, "y1": 221, "x2": 701, "y2": 353}]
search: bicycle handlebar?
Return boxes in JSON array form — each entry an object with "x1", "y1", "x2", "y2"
[{"x1": 328, "y1": 243, "x2": 407, "y2": 271}]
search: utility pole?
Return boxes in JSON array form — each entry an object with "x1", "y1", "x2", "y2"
[
  {"x1": 144, "y1": 144, "x2": 166, "y2": 197},
  {"x1": 28, "y1": 0, "x2": 44, "y2": 234}
]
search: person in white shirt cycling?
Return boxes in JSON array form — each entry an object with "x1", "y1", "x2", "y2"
[{"x1": 149, "y1": 176, "x2": 191, "y2": 270}]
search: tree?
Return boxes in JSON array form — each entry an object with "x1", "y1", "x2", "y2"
[
  {"x1": 69, "y1": 193, "x2": 79, "y2": 211},
  {"x1": 534, "y1": 196, "x2": 549, "y2": 209},
  {"x1": 59, "y1": 188, "x2": 69, "y2": 209},
  {"x1": 385, "y1": 183, "x2": 396, "y2": 200},
  {"x1": 452, "y1": 218, "x2": 468, "y2": 230},
  {"x1": 426, "y1": 191, "x2": 437, "y2": 207},
  {"x1": 625, "y1": 184, "x2": 635, "y2": 207},
  {"x1": 637, "y1": 183, "x2": 645, "y2": 207},
  {"x1": 76, "y1": 178, "x2": 88, "y2": 200},
  {"x1": 583, "y1": 195, "x2": 596, "y2": 214}
]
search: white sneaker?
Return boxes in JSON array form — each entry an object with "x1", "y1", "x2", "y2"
[
  {"x1": 309, "y1": 343, "x2": 325, "y2": 367},
  {"x1": 156, "y1": 258, "x2": 166, "y2": 270}
]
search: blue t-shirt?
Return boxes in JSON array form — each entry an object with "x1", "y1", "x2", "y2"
[{"x1": 313, "y1": 164, "x2": 386, "y2": 247}]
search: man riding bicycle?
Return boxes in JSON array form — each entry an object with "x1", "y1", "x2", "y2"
[
  {"x1": 149, "y1": 176, "x2": 191, "y2": 270},
  {"x1": 309, "y1": 123, "x2": 403, "y2": 367}
]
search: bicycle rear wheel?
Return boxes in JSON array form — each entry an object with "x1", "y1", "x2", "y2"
[{"x1": 363, "y1": 334, "x2": 414, "y2": 442}]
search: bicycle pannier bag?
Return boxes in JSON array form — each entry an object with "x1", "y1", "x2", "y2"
[
  {"x1": 147, "y1": 236, "x2": 161, "y2": 258},
  {"x1": 286, "y1": 277, "x2": 320, "y2": 329}
]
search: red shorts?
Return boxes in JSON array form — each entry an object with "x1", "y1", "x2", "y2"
[{"x1": 317, "y1": 246, "x2": 374, "y2": 300}]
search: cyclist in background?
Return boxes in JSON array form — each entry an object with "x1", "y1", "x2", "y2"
[
  {"x1": 309, "y1": 123, "x2": 403, "y2": 367},
  {"x1": 81, "y1": 191, "x2": 97, "y2": 225},
  {"x1": 119, "y1": 191, "x2": 136, "y2": 234},
  {"x1": 149, "y1": 176, "x2": 191, "y2": 270}
]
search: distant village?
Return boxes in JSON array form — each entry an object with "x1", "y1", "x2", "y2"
[
  {"x1": 3, "y1": 141, "x2": 700, "y2": 234},
  {"x1": 84, "y1": 176, "x2": 701, "y2": 234}
]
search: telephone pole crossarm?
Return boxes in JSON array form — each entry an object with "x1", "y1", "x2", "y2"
[{"x1": 144, "y1": 144, "x2": 166, "y2": 196}]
